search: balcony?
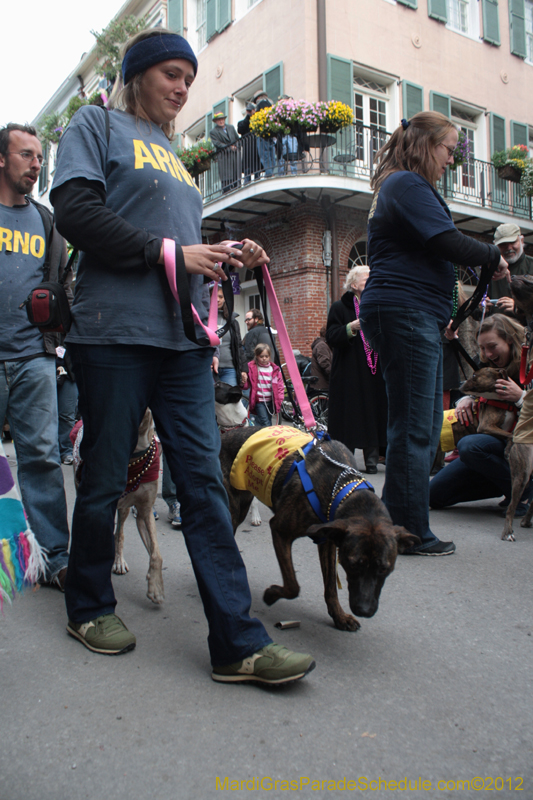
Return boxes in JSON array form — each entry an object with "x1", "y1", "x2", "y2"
[{"x1": 196, "y1": 126, "x2": 533, "y2": 226}]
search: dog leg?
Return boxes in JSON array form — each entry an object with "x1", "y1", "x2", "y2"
[
  {"x1": 136, "y1": 512, "x2": 164, "y2": 604},
  {"x1": 502, "y1": 444, "x2": 533, "y2": 542},
  {"x1": 113, "y1": 508, "x2": 130, "y2": 575},
  {"x1": 263, "y1": 519, "x2": 300, "y2": 606},
  {"x1": 249, "y1": 497, "x2": 262, "y2": 527},
  {"x1": 318, "y1": 540, "x2": 360, "y2": 632}
]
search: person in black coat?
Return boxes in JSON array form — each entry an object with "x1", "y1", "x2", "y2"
[
  {"x1": 237, "y1": 103, "x2": 261, "y2": 183},
  {"x1": 326, "y1": 266, "x2": 387, "y2": 473}
]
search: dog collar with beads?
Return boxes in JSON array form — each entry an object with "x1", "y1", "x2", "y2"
[{"x1": 282, "y1": 438, "x2": 374, "y2": 533}]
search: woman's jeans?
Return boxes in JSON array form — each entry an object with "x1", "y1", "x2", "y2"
[
  {"x1": 66, "y1": 344, "x2": 271, "y2": 667},
  {"x1": 359, "y1": 305, "x2": 443, "y2": 547},
  {"x1": 57, "y1": 377, "x2": 78, "y2": 458},
  {"x1": 216, "y1": 366, "x2": 238, "y2": 386},
  {"x1": 430, "y1": 434, "x2": 531, "y2": 507}
]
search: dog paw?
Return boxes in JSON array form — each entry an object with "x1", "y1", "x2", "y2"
[
  {"x1": 263, "y1": 585, "x2": 283, "y2": 606},
  {"x1": 146, "y1": 576, "x2": 164, "y2": 604},
  {"x1": 113, "y1": 559, "x2": 129, "y2": 575},
  {"x1": 250, "y1": 517, "x2": 261, "y2": 527},
  {"x1": 334, "y1": 614, "x2": 361, "y2": 632},
  {"x1": 520, "y1": 518, "x2": 532, "y2": 528},
  {"x1": 501, "y1": 532, "x2": 516, "y2": 542}
]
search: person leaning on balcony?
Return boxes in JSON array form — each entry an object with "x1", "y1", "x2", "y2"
[
  {"x1": 209, "y1": 112, "x2": 240, "y2": 194},
  {"x1": 358, "y1": 111, "x2": 509, "y2": 557},
  {"x1": 489, "y1": 223, "x2": 533, "y2": 312},
  {"x1": 237, "y1": 102, "x2": 261, "y2": 183},
  {"x1": 49, "y1": 27, "x2": 315, "y2": 685},
  {"x1": 252, "y1": 89, "x2": 276, "y2": 177}
]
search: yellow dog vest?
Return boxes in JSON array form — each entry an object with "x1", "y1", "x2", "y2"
[{"x1": 230, "y1": 425, "x2": 314, "y2": 507}]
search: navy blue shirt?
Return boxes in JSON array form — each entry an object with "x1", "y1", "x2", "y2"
[
  {"x1": 363, "y1": 171, "x2": 456, "y2": 328},
  {"x1": 52, "y1": 107, "x2": 205, "y2": 351}
]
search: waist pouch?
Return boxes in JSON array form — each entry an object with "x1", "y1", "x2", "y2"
[{"x1": 20, "y1": 281, "x2": 72, "y2": 334}]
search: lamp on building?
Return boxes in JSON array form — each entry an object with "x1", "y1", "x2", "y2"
[{"x1": 322, "y1": 230, "x2": 332, "y2": 267}]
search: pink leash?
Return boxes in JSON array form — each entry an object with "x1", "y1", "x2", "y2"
[
  {"x1": 163, "y1": 238, "x2": 316, "y2": 430},
  {"x1": 258, "y1": 263, "x2": 316, "y2": 430},
  {"x1": 163, "y1": 238, "x2": 220, "y2": 346}
]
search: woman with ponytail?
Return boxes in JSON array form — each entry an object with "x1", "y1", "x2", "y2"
[{"x1": 358, "y1": 112, "x2": 509, "y2": 555}]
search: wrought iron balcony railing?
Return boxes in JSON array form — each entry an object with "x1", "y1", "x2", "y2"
[{"x1": 196, "y1": 126, "x2": 532, "y2": 221}]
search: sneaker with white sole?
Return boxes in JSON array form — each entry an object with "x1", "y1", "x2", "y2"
[
  {"x1": 167, "y1": 501, "x2": 181, "y2": 528},
  {"x1": 67, "y1": 613, "x2": 136, "y2": 655},
  {"x1": 403, "y1": 540, "x2": 456, "y2": 556},
  {"x1": 211, "y1": 643, "x2": 315, "y2": 685}
]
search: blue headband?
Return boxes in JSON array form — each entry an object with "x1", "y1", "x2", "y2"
[{"x1": 122, "y1": 34, "x2": 198, "y2": 85}]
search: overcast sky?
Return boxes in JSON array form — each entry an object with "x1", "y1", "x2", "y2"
[{"x1": 1, "y1": 0, "x2": 126, "y2": 127}]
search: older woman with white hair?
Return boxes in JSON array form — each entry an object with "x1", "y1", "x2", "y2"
[{"x1": 326, "y1": 264, "x2": 387, "y2": 473}]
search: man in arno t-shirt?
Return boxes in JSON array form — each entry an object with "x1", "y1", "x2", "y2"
[{"x1": 0, "y1": 123, "x2": 70, "y2": 589}]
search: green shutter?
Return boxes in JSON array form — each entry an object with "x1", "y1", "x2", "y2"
[
  {"x1": 429, "y1": 91, "x2": 451, "y2": 117},
  {"x1": 511, "y1": 120, "x2": 529, "y2": 146},
  {"x1": 212, "y1": 98, "x2": 229, "y2": 119},
  {"x1": 510, "y1": 0, "x2": 527, "y2": 57},
  {"x1": 205, "y1": 112, "x2": 213, "y2": 139},
  {"x1": 482, "y1": 0, "x2": 500, "y2": 45},
  {"x1": 167, "y1": 0, "x2": 183, "y2": 35},
  {"x1": 428, "y1": 0, "x2": 447, "y2": 23},
  {"x1": 218, "y1": 0, "x2": 232, "y2": 31},
  {"x1": 402, "y1": 81, "x2": 424, "y2": 119},
  {"x1": 397, "y1": 0, "x2": 417, "y2": 7},
  {"x1": 206, "y1": 0, "x2": 217, "y2": 41},
  {"x1": 326, "y1": 54, "x2": 352, "y2": 106},
  {"x1": 490, "y1": 113, "x2": 506, "y2": 153},
  {"x1": 263, "y1": 63, "x2": 283, "y2": 103}
]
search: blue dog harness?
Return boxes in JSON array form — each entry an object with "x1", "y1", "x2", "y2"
[{"x1": 282, "y1": 433, "x2": 374, "y2": 542}]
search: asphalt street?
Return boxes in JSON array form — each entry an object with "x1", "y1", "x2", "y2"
[{"x1": 1, "y1": 442, "x2": 532, "y2": 800}]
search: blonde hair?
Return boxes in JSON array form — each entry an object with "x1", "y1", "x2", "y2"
[
  {"x1": 343, "y1": 265, "x2": 370, "y2": 292},
  {"x1": 108, "y1": 27, "x2": 177, "y2": 141},
  {"x1": 371, "y1": 111, "x2": 457, "y2": 191},
  {"x1": 478, "y1": 313, "x2": 525, "y2": 368}
]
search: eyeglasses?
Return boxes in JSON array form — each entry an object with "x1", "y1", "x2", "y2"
[
  {"x1": 8, "y1": 151, "x2": 44, "y2": 165},
  {"x1": 439, "y1": 143, "x2": 456, "y2": 158},
  {"x1": 245, "y1": 317, "x2": 253, "y2": 323}
]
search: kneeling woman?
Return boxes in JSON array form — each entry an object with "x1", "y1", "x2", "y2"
[{"x1": 430, "y1": 315, "x2": 529, "y2": 512}]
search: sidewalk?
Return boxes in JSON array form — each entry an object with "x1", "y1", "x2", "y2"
[{"x1": 1, "y1": 443, "x2": 532, "y2": 800}]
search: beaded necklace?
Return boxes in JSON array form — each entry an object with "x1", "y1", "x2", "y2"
[{"x1": 353, "y1": 295, "x2": 378, "y2": 375}]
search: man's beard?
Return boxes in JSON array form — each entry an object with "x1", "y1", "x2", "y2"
[{"x1": 504, "y1": 246, "x2": 524, "y2": 264}]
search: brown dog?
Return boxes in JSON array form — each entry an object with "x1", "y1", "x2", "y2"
[
  {"x1": 501, "y1": 275, "x2": 533, "y2": 541},
  {"x1": 459, "y1": 368, "x2": 519, "y2": 440},
  {"x1": 219, "y1": 426, "x2": 419, "y2": 631}
]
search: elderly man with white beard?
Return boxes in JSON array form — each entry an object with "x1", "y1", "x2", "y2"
[{"x1": 490, "y1": 223, "x2": 533, "y2": 312}]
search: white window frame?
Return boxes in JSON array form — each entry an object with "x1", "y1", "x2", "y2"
[
  {"x1": 186, "y1": 0, "x2": 208, "y2": 54},
  {"x1": 526, "y1": 0, "x2": 533, "y2": 64},
  {"x1": 234, "y1": 0, "x2": 263, "y2": 22},
  {"x1": 451, "y1": 101, "x2": 485, "y2": 161},
  {"x1": 445, "y1": 0, "x2": 481, "y2": 41}
]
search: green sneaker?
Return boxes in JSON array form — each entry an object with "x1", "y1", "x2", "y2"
[
  {"x1": 212, "y1": 643, "x2": 315, "y2": 685},
  {"x1": 66, "y1": 613, "x2": 136, "y2": 655}
]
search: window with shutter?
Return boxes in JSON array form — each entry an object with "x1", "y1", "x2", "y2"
[
  {"x1": 490, "y1": 113, "x2": 506, "y2": 153},
  {"x1": 397, "y1": 0, "x2": 418, "y2": 7},
  {"x1": 428, "y1": 0, "x2": 447, "y2": 22},
  {"x1": 206, "y1": 0, "x2": 217, "y2": 40},
  {"x1": 326, "y1": 55, "x2": 353, "y2": 106},
  {"x1": 263, "y1": 63, "x2": 283, "y2": 103},
  {"x1": 511, "y1": 121, "x2": 529, "y2": 147},
  {"x1": 510, "y1": 0, "x2": 527, "y2": 57},
  {"x1": 430, "y1": 91, "x2": 451, "y2": 117},
  {"x1": 482, "y1": 0, "x2": 500, "y2": 44},
  {"x1": 402, "y1": 81, "x2": 424, "y2": 118},
  {"x1": 205, "y1": 112, "x2": 213, "y2": 139},
  {"x1": 168, "y1": 0, "x2": 184, "y2": 34},
  {"x1": 212, "y1": 98, "x2": 229, "y2": 119}
]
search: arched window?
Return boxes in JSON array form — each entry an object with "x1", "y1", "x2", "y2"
[{"x1": 348, "y1": 240, "x2": 368, "y2": 268}]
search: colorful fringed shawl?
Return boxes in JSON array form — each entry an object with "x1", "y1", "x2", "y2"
[{"x1": 0, "y1": 440, "x2": 47, "y2": 608}]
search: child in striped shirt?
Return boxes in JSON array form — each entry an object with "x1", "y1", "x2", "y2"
[{"x1": 245, "y1": 344, "x2": 284, "y2": 427}]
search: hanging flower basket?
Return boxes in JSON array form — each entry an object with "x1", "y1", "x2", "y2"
[
  {"x1": 176, "y1": 140, "x2": 216, "y2": 176},
  {"x1": 192, "y1": 160, "x2": 211, "y2": 176},
  {"x1": 497, "y1": 165, "x2": 522, "y2": 183}
]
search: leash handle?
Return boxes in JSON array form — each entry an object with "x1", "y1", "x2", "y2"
[{"x1": 163, "y1": 238, "x2": 221, "y2": 347}]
